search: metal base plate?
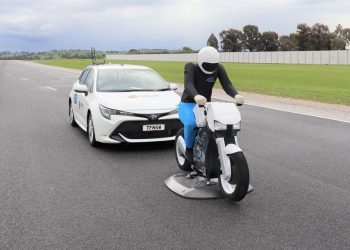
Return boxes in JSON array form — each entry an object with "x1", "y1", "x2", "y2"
[{"x1": 164, "y1": 172, "x2": 253, "y2": 199}]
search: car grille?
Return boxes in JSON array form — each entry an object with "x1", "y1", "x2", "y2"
[{"x1": 110, "y1": 119, "x2": 183, "y2": 140}]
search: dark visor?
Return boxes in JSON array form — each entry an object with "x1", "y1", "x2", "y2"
[{"x1": 202, "y1": 62, "x2": 218, "y2": 72}]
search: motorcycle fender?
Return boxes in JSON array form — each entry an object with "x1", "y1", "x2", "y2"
[{"x1": 225, "y1": 144, "x2": 242, "y2": 155}]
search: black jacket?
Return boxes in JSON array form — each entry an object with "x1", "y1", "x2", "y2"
[{"x1": 181, "y1": 62, "x2": 238, "y2": 103}]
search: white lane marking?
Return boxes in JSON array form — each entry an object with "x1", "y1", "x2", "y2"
[
  {"x1": 211, "y1": 95, "x2": 350, "y2": 124},
  {"x1": 5, "y1": 73, "x2": 11, "y2": 76},
  {"x1": 21, "y1": 78, "x2": 28, "y2": 81},
  {"x1": 45, "y1": 86, "x2": 58, "y2": 91},
  {"x1": 61, "y1": 78, "x2": 66, "y2": 81},
  {"x1": 245, "y1": 103, "x2": 350, "y2": 124}
]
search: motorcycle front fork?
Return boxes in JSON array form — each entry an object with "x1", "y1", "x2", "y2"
[{"x1": 215, "y1": 136, "x2": 241, "y2": 182}]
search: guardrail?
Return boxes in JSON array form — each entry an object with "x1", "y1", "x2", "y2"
[{"x1": 106, "y1": 50, "x2": 350, "y2": 65}]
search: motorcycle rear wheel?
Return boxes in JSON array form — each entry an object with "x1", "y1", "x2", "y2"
[
  {"x1": 218, "y1": 152, "x2": 249, "y2": 202},
  {"x1": 174, "y1": 128, "x2": 192, "y2": 171}
]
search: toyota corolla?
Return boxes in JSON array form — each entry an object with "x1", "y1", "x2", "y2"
[{"x1": 68, "y1": 64, "x2": 182, "y2": 146}]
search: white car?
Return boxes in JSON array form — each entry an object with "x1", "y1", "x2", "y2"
[{"x1": 68, "y1": 64, "x2": 182, "y2": 146}]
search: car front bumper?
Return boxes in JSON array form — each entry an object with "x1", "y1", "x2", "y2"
[{"x1": 93, "y1": 111, "x2": 182, "y2": 144}]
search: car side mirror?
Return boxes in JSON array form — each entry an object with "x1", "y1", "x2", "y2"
[
  {"x1": 169, "y1": 83, "x2": 178, "y2": 90},
  {"x1": 74, "y1": 84, "x2": 88, "y2": 96}
]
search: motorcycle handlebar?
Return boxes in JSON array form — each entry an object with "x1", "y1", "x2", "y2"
[{"x1": 199, "y1": 103, "x2": 243, "y2": 108}]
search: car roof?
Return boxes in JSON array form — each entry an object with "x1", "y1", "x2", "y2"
[{"x1": 89, "y1": 64, "x2": 152, "y2": 71}]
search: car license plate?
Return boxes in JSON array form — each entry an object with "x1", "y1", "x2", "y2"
[{"x1": 143, "y1": 124, "x2": 165, "y2": 131}]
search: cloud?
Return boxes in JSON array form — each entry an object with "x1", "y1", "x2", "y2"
[{"x1": 0, "y1": 0, "x2": 349, "y2": 51}]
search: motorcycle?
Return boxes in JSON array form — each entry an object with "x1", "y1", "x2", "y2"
[{"x1": 175, "y1": 102, "x2": 250, "y2": 202}]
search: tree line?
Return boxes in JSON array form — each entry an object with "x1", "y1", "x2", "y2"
[
  {"x1": 0, "y1": 50, "x2": 106, "y2": 60},
  {"x1": 207, "y1": 23, "x2": 350, "y2": 52},
  {"x1": 127, "y1": 47, "x2": 196, "y2": 54}
]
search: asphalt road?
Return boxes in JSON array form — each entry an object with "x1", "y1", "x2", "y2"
[{"x1": 1, "y1": 60, "x2": 350, "y2": 249}]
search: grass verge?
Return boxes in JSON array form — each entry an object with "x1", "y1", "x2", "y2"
[{"x1": 36, "y1": 59, "x2": 350, "y2": 105}]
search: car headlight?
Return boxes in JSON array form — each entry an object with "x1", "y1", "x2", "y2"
[
  {"x1": 167, "y1": 109, "x2": 178, "y2": 115},
  {"x1": 214, "y1": 121, "x2": 241, "y2": 131},
  {"x1": 99, "y1": 104, "x2": 134, "y2": 120}
]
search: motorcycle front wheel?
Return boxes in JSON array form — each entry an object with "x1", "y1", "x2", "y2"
[
  {"x1": 174, "y1": 128, "x2": 192, "y2": 171},
  {"x1": 218, "y1": 152, "x2": 249, "y2": 202}
]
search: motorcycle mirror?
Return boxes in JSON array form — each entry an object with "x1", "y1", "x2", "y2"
[{"x1": 169, "y1": 83, "x2": 178, "y2": 90}]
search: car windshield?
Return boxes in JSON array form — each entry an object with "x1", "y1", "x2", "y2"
[{"x1": 97, "y1": 69, "x2": 171, "y2": 92}]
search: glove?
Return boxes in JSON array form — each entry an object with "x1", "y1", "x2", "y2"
[
  {"x1": 234, "y1": 94, "x2": 245, "y2": 105},
  {"x1": 194, "y1": 95, "x2": 207, "y2": 106}
]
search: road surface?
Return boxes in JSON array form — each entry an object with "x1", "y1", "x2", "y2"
[{"x1": 1, "y1": 60, "x2": 350, "y2": 249}]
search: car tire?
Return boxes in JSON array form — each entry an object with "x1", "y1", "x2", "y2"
[
  {"x1": 69, "y1": 101, "x2": 77, "y2": 127},
  {"x1": 87, "y1": 113, "x2": 98, "y2": 147}
]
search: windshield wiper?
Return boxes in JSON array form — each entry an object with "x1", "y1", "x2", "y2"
[
  {"x1": 126, "y1": 89, "x2": 170, "y2": 92},
  {"x1": 113, "y1": 89, "x2": 153, "y2": 92},
  {"x1": 154, "y1": 88, "x2": 171, "y2": 91},
  {"x1": 99, "y1": 88, "x2": 170, "y2": 92}
]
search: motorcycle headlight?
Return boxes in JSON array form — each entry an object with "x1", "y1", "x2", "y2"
[
  {"x1": 99, "y1": 104, "x2": 134, "y2": 120},
  {"x1": 214, "y1": 121, "x2": 241, "y2": 131},
  {"x1": 214, "y1": 121, "x2": 227, "y2": 131},
  {"x1": 233, "y1": 121, "x2": 241, "y2": 130}
]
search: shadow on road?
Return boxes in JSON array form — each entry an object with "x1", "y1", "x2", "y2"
[{"x1": 94, "y1": 140, "x2": 174, "y2": 153}]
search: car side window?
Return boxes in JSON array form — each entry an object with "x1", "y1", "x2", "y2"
[{"x1": 79, "y1": 68, "x2": 91, "y2": 84}]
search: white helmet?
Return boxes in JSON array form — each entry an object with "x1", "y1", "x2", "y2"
[{"x1": 197, "y1": 46, "x2": 220, "y2": 74}]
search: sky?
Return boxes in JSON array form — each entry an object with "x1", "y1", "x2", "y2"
[{"x1": 0, "y1": 0, "x2": 349, "y2": 51}]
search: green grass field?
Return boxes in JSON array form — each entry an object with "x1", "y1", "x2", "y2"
[{"x1": 36, "y1": 59, "x2": 350, "y2": 105}]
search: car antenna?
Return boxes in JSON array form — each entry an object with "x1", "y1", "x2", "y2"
[{"x1": 91, "y1": 47, "x2": 105, "y2": 65}]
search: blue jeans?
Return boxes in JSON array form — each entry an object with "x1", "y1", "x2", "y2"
[{"x1": 178, "y1": 102, "x2": 197, "y2": 149}]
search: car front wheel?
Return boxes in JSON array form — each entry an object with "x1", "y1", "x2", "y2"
[
  {"x1": 69, "y1": 102, "x2": 77, "y2": 127},
  {"x1": 87, "y1": 113, "x2": 98, "y2": 147}
]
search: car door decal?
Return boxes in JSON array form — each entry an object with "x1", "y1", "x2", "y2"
[{"x1": 78, "y1": 100, "x2": 84, "y2": 109}]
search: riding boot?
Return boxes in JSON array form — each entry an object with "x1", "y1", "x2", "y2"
[{"x1": 185, "y1": 147, "x2": 194, "y2": 165}]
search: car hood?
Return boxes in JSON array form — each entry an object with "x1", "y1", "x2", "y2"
[{"x1": 95, "y1": 91, "x2": 180, "y2": 113}]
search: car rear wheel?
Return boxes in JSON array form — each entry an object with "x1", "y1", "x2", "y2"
[{"x1": 87, "y1": 114, "x2": 98, "y2": 147}]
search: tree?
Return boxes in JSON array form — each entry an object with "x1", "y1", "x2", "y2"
[
  {"x1": 296, "y1": 23, "x2": 312, "y2": 50},
  {"x1": 181, "y1": 47, "x2": 194, "y2": 53},
  {"x1": 334, "y1": 24, "x2": 343, "y2": 36},
  {"x1": 296, "y1": 23, "x2": 333, "y2": 50},
  {"x1": 330, "y1": 24, "x2": 348, "y2": 50},
  {"x1": 219, "y1": 29, "x2": 243, "y2": 52},
  {"x1": 207, "y1": 33, "x2": 219, "y2": 49},
  {"x1": 128, "y1": 49, "x2": 139, "y2": 54},
  {"x1": 330, "y1": 37, "x2": 346, "y2": 50},
  {"x1": 289, "y1": 33, "x2": 300, "y2": 50},
  {"x1": 261, "y1": 31, "x2": 279, "y2": 51},
  {"x1": 278, "y1": 33, "x2": 298, "y2": 51},
  {"x1": 242, "y1": 25, "x2": 261, "y2": 51},
  {"x1": 342, "y1": 28, "x2": 350, "y2": 46},
  {"x1": 309, "y1": 23, "x2": 332, "y2": 50}
]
